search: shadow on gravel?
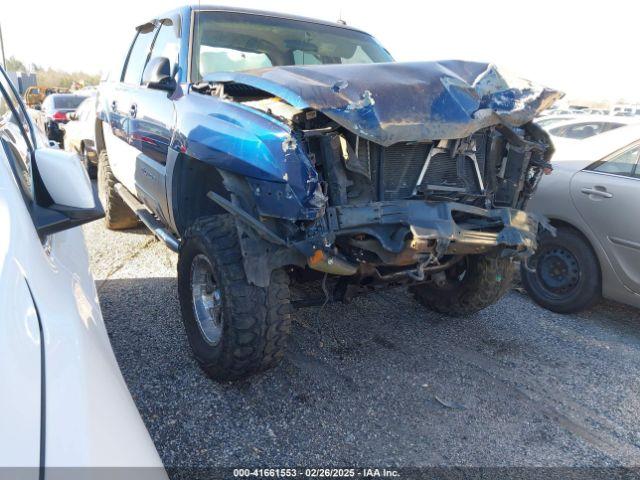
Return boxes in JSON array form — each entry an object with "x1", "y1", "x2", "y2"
[
  {"x1": 97, "y1": 276, "x2": 639, "y2": 468},
  {"x1": 513, "y1": 283, "x2": 640, "y2": 343}
]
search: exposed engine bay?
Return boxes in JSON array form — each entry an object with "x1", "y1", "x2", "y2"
[{"x1": 193, "y1": 61, "x2": 557, "y2": 299}]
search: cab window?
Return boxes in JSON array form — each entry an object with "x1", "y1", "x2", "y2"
[
  {"x1": 147, "y1": 22, "x2": 180, "y2": 74},
  {"x1": 123, "y1": 27, "x2": 156, "y2": 85}
]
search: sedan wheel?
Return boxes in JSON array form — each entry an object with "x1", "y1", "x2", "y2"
[
  {"x1": 535, "y1": 247, "x2": 581, "y2": 298},
  {"x1": 521, "y1": 226, "x2": 601, "y2": 313}
]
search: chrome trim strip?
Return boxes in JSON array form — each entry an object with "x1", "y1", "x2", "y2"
[{"x1": 609, "y1": 236, "x2": 640, "y2": 251}]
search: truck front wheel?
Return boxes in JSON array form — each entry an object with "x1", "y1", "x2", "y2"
[
  {"x1": 177, "y1": 215, "x2": 292, "y2": 381},
  {"x1": 410, "y1": 255, "x2": 515, "y2": 316}
]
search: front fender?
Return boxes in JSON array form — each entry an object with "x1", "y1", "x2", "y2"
[{"x1": 177, "y1": 94, "x2": 322, "y2": 220}]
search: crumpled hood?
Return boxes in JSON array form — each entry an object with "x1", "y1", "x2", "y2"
[{"x1": 205, "y1": 60, "x2": 562, "y2": 147}]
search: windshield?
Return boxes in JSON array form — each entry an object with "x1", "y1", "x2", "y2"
[
  {"x1": 53, "y1": 95, "x2": 87, "y2": 110},
  {"x1": 192, "y1": 11, "x2": 393, "y2": 81}
]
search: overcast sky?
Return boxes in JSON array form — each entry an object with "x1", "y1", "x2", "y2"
[{"x1": 1, "y1": 0, "x2": 637, "y2": 102}]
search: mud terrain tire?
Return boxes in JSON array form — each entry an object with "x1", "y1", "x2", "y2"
[
  {"x1": 97, "y1": 150, "x2": 138, "y2": 230},
  {"x1": 177, "y1": 215, "x2": 292, "y2": 381},
  {"x1": 410, "y1": 255, "x2": 515, "y2": 316}
]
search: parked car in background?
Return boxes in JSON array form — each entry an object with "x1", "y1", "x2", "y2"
[
  {"x1": 542, "y1": 108, "x2": 586, "y2": 117},
  {"x1": 23, "y1": 85, "x2": 70, "y2": 108},
  {"x1": 545, "y1": 115, "x2": 638, "y2": 141},
  {"x1": 523, "y1": 124, "x2": 640, "y2": 313},
  {"x1": 63, "y1": 97, "x2": 98, "y2": 177},
  {"x1": 611, "y1": 104, "x2": 640, "y2": 117},
  {"x1": 33, "y1": 93, "x2": 87, "y2": 147},
  {"x1": 74, "y1": 85, "x2": 98, "y2": 97},
  {"x1": 0, "y1": 66, "x2": 166, "y2": 476},
  {"x1": 536, "y1": 114, "x2": 578, "y2": 128},
  {"x1": 585, "y1": 108, "x2": 610, "y2": 115}
]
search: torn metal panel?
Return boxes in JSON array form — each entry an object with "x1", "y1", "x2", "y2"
[{"x1": 204, "y1": 61, "x2": 562, "y2": 146}]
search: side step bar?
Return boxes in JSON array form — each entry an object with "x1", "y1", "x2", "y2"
[{"x1": 114, "y1": 184, "x2": 180, "y2": 253}]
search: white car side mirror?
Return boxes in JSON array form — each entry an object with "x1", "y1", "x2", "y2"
[
  {"x1": 35, "y1": 148, "x2": 95, "y2": 209},
  {"x1": 31, "y1": 147, "x2": 104, "y2": 237}
]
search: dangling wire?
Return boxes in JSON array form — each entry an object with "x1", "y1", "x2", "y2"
[{"x1": 314, "y1": 273, "x2": 330, "y2": 344}]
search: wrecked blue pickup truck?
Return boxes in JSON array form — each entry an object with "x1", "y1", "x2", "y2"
[{"x1": 96, "y1": 5, "x2": 559, "y2": 380}]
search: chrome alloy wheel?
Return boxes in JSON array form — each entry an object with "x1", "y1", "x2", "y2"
[{"x1": 190, "y1": 254, "x2": 224, "y2": 345}]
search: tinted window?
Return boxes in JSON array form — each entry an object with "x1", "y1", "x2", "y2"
[
  {"x1": 602, "y1": 122, "x2": 624, "y2": 132},
  {"x1": 123, "y1": 29, "x2": 156, "y2": 84},
  {"x1": 148, "y1": 22, "x2": 180, "y2": 73},
  {"x1": 53, "y1": 95, "x2": 86, "y2": 109},
  {"x1": 192, "y1": 12, "x2": 393, "y2": 80},
  {"x1": 0, "y1": 71, "x2": 35, "y2": 200},
  {"x1": 550, "y1": 122, "x2": 606, "y2": 139},
  {"x1": 589, "y1": 144, "x2": 640, "y2": 178}
]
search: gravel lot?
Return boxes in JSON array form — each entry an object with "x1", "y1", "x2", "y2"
[{"x1": 83, "y1": 216, "x2": 640, "y2": 469}]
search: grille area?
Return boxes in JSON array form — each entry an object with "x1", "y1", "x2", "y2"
[
  {"x1": 381, "y1": 143, "x2": 430, "y2": 200},
  {"x1": 374, "y1": 133, "x2": 487, "y2": 201},
  {"x1": 420, "y1": 152, "x2": 481, "y2": 194}
]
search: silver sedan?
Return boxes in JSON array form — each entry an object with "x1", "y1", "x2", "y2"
[{"x1": 523, "y1": 124, "x2": 640, "y2": 312}]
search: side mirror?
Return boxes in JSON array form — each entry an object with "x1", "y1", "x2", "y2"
[
  {"x1": 31, "y1": 148, "x2": 104, "y2": 237},
  {"x1": 142, "y1": 57, "x2": 176, "y2": 92}
]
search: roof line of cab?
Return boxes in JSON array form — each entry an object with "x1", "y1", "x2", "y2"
[{"x1": 136, "y1": 4, "x2": 368, "y2": 35}]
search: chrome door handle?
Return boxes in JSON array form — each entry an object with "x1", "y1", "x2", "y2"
[
  {"x1": 129, "y1": 103, "x2": 138, "y2": 118},
  {"x1": 581, "y1": 187, "x2": 613, "y2": 198}
]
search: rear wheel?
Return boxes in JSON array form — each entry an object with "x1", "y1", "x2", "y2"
[
  {"x1": 521, "y1": 227, "x2": 600, "y2": 313},
  {"x1": 410, "y1": 255, "x2": 515, "y2": 316},
  {"x1": 80, "y1": 143, "x2": 97, "y2": 179},
  {"x1": 97, "y1": 149, "x2": 138, "y2": 230},
  {"x1": 177, "y1": 215, "x2": 292, "y2": 381}
]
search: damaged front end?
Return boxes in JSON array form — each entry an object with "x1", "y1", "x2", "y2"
[{"x1": 197, "y1": 61, "x2": 559, "y2": 292}]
